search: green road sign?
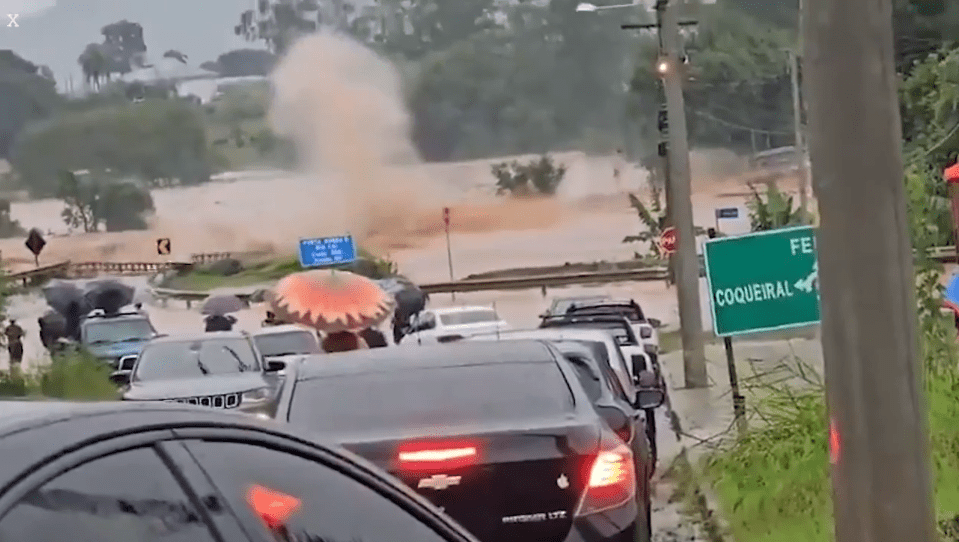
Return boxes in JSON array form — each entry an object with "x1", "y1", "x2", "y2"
[{"x1": 703, "y1": 225, "x2": 820, "y2": 336}]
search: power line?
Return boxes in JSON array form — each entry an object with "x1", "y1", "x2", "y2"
[{"x1": 689, "y1": 108, "x2": 794, "y2": 135}]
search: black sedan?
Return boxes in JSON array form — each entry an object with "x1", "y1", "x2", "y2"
[
  {"x1": 0, "y1": 401, "x2": 479, "y2": 542},
  {"x1": 272, "y1": 340, "x2": 656, "y2": 542}
]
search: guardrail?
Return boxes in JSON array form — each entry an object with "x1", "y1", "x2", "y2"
[
  {"x1": 5, "y1": 260, "x2": 193, "y2": 286},
  {"x1": 190, "y1": 251, "x2": 272, "y2": 265},
  {"x1": 8, "y1": 261, "x2": 72, "y2": 287},
  {"x1": 70, "y1": 261, "x2": 193, "y2": 277},
  {"x1": 152, "y1": 267, "x2": 672, "y2": 306}
]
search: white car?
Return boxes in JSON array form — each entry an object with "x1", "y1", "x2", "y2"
[
  {"x1": 400, "y1": 306, "x2": 511, "y2": 345},
  {"x1": 252, "y1": 324, "x2": 321, "y2": 358}
]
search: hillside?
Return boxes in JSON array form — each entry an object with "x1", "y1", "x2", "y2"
[{"x1": 0, "y1": 0, "x2": 252, "y2": 83}]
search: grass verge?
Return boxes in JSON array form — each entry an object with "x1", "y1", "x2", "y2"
[
  {"x1": 702, "y1": 352, "x2": 959, "y2": 542},
  {"x1": 159, "y1": 249, "x2": 398, "y2": 291},
  {"x1": 0, "y1": 350, "x2": 119, "y2": 401}
]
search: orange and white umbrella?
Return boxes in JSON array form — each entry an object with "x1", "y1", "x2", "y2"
[{"x1": 266, "y1": 270, "x2": 395, "y2": 333}]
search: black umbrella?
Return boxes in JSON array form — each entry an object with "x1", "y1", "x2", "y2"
[
  {"x1": 201, "y1": 294, "x2": 247, "y2": 315},
  {"x1": 394, "y1": 286, "x2": 428, "y2": 321},
  {"x1": 38, "y1": 310, "x2": 67, "y2": 349},
  {"x1": 41, "y1": 281, "x2": 92, "y2": 317},
  {"x1": 83, "y1": 280, "x2": 135, "y2": 314}
]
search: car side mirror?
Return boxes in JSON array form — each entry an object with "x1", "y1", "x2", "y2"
[
  {"x1": 633, "y1": 370, "x2": 665, "y2": 409},
  {"x1": 265, "y1": 359, "x2": 286, "y2": 372},
  {"x1": 648, "y1": 318, "x2": 662, "y2": 328},
  {"x1": 635, "y1": 387, "x2": 665, "y2": 409},
  {"x1": 109, "y1": 370, "x2": 132, "y2": 386}
]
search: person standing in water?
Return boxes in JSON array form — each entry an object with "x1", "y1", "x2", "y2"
[{"x1": 4, "y1": 319, "x2": 24, "y2": 367}]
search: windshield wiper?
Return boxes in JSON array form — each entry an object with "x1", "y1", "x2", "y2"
[
  {"x1": 222, "y1": 346, "x2": 251, "y2": 372},
  {"x1": 195, "y1": 355, "x2": 210, "y2": 375},
  {"x1": 117, "y1": 336, "x2": 147, "y2": 342}
]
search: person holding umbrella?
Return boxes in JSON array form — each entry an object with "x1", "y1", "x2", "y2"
[
  {"x1": 201, "y1": 294, "x2": 246, "y2": 332},
  {"x1": 266, "y1": 269, "x2": 395, "y2": 354}
]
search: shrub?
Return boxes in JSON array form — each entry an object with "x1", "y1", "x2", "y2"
[
  {"x1": 0, "y1": 351, "x2": 118, "y2": 401},
  {"x1": 492, "y1": 155, "x2": 566, "y2": 196},
  {"x1": 38, "y1": 350, "x2": 119, "y2": 400}
]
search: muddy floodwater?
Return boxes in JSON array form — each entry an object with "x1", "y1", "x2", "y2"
[{"x1": 0, "y1": 152, "x2": 804, "y2": 367}]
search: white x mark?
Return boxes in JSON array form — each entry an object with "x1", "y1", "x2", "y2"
[{"x1": 6, "y1": 14, "x2": 18, "y2": 27}]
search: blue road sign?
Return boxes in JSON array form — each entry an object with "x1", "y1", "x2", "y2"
[
  {"x1": 715, "y1": 207, "x2": 739, "y2": 219},
  {"x1": 298, "y1": 235, "x2": 357, "y2": 268}
]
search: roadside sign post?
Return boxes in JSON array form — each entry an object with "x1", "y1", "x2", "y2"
[
  {"x1": 443, "y1": 207, "x2": 455, "y2": 301},
  {"x1": 714, "y1": 207, "x2": 739, "y2": 233},
  {"x1": 297, "y1": 235, "x2": 357, "y2": 268},
  {"x1": 703, "y1": 225, "x2": 822, "y2": 433},
  {"x1": 703, "y1": 225, "x2": 820, "y2": 336},
  {"x1": 25, "y1": 228, "x2": 45, "y2": 267},
  {"x1": 658, "y1": 227, "x2": 677, "y2": 287},
  {"x1": 706, "y1": 227, "x2": 746, "y2": 435}
]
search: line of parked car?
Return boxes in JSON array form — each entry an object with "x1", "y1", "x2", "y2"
[{"x1": 0, "y1": 295, "x2": 668, "y2": 542}]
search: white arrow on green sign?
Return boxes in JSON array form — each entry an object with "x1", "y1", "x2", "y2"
[{"x1": 703, "y1": 225, "x2": 821, "y2": 336}]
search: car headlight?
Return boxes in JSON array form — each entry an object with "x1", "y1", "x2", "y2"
[{"x1": 242, "y1": 387, "x2": 271, "y2": 403}]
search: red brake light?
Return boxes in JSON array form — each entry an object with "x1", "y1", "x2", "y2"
[
  {"x1": 398, "y1": 443, "x2": 478, "y2": 470},
  {"x1": 247, "y1": 485, "x2": 301, "y2": 528},
  {"x1": 576, "y1": 441, "x2": 635, "y2": 516}
]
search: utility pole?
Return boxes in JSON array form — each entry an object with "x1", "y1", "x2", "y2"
[
  {"x1": 659, "y1": 0, "x2": 707, "y2": 388},
  {"x1": 788, "y1": 50, "x2": 809, "y2": 223},
  {"x1": 804, "y1": 0, "x2": 937, "y2": 541}
]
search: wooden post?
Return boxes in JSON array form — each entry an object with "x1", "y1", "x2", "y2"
[{"x1": 804, "y1": 0, "x2": 937, "y2": 539}]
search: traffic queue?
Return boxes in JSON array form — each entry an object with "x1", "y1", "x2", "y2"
[{"x1": 8, "y1": 270, "x2": 668, "y2": 542}]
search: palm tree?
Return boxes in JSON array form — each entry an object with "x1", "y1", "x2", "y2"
[{"x1": 77, "y1": 44, "x2": 107, "y2": 91}]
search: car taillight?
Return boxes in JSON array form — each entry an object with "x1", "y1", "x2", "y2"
[
  {"x1": 397, "y1": 443, "x2": 478, "y2": 471},
  {"x1": 640, "y1": 326, "x2": 653, "y2": 339},
  {"x1": 436, "y1": 334, "x2": 464, "y2": 343},
  {"x1": 575, "y1": 440, "x2": 635, "y2": 516}
]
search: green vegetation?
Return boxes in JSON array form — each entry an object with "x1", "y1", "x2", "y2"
[
  {"x1": 492, "y1": 155, "x2": 567, "y2": 196},
  {"x1": 0, "y1": 352, "x2": 119, "y2": 400},
  {"x1": 9, "y1": 99, "x2": 211, "y2": 197},
  {"x1": 160, "y1": 250, "x2": 399, "y2": 291},
  {"x1": 700, "y1": 39, "x2": 959, "y2": 541},
  {"x1": 160, "y1": 257, "x2": 302, "y2": 291},
  {"x1": 746, "y1": 183, "x2": 806, "y2": 232}
]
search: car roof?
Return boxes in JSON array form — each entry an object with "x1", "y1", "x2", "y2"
[
  {"x1": 293, "y1": 340, "x2": 554, "y2": 380},
  {"x1": 541, "y1": 314, "x2": 633, "y2": 326},
  {"x1": 471, "y1": 328, "x2": 617, "y2": 344},
  {"x1": 429, "y1": 306, "x2": 498, "y2": 315},
  {"x1": 84, "y1": 312, "x2": 149, "y2": 322},
  {"x1": 149, "y1": 331, "x2": 250, "y2": 343},
  {"x1": 0, "y1": 401, "x2": 282, "y2": 479},
  {"x1": 253, "y1": 324, "x2": 315, "y2": 336}
]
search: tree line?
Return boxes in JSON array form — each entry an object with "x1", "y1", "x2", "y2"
[{"x1": 0, "y1": 0, "x2": 957, "y2": 236}]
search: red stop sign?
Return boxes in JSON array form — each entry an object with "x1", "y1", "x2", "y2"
[{"x1": 659, "y1": 227, "x2": 677, "y2": 255}]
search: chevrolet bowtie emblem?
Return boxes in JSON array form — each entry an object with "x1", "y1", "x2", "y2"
[{"x1": 418, "y1": 474, "x2": 462, "y2": 490}]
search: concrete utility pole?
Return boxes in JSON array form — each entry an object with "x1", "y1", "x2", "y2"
[
  {"x1": 788, "y1": 50, "x2": 809, "y2": 223},
  {"x1": 659, "y1": 0, "x2": 707, "y2": 387},
  {"x1": 804, "y1": 0, "x2": 937, "y2": 540}
]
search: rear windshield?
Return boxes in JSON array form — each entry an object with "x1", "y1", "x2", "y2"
[
  {"x1": 550, "y1": 297, "x2": 609, "y2": 314},
  {"x1": 438, "y1": 310, "x2": 498, "y2": 326},
  {"x1": 288, "y1": 362, "x2": 574, "y2": 434},
  {"x1": 254, "y1": 331, "x2": 320, "y2": 357},
  {"x1": 567, "y1": 305, "x2": 645, "y2": 321},
  {"x1": 84, "y1": 318, "x2": 154, "y2": 345}
]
